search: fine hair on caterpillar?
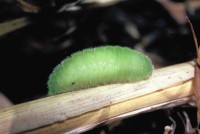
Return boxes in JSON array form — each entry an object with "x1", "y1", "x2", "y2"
[{"x1": 48, "y1": 45, "x2": 153, "y2": 95}]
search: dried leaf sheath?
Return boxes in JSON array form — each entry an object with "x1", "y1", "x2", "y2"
[{"x1": 195, "y1": 65, "x2": 200, "y2": 125}]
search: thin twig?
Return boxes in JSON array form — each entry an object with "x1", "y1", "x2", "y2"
[{"x1": 0, "y1": 17, "x2": 31, "y2": 36}]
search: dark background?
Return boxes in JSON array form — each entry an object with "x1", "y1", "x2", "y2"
[{"x1": 0, "y1": 0, "x2": 199, "y2": 133}]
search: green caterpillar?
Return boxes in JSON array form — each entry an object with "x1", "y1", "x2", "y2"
[{"x1": 48, "y1": 46, "x2": 153, "y2": 95}]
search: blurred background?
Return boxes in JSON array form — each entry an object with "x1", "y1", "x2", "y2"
[{"x1": 0, "y1": 0, "x2": 200, "y2": 133}]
